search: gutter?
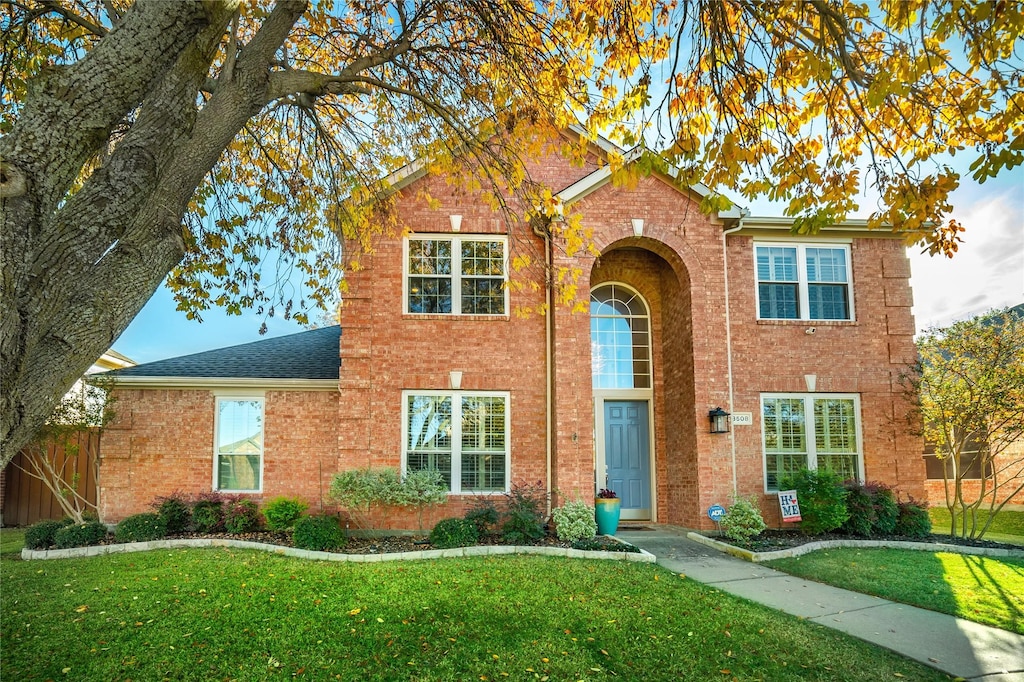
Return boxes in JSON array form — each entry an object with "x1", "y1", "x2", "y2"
[
  {"x1": 532, "y1": 216, "x2": 555, "y2": 516},
  {"x1": 722, "y1": 210, "x2": 748, "y2": 495}
]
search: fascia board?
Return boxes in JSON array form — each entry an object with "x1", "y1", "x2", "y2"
[{"x1": 107, "y1": 377, "x2": 340, "y2": 391}]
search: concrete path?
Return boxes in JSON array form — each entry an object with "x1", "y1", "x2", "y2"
[{"x1": 618, "y1": 526, "x2": 1024, "y2": 681}]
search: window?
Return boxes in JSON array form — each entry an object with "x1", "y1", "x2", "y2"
[
  {"x1": 755, "y1": 243, "x2": 852, "y2": 320},
  {"x1": 215, "y1": 397, "x2": 264, "y2": 492},
  {"x1": 761, "y1": 394, "x2": 861, "y2": 490},
  {"x1": 406, "y1": 236, "x2": 507, "y2": 315},
  {"x1": 923, "y1": 429, "x2": 990, "y2": 480},
  {"x1": 590, "y1": 283, "x2": 651, "y2": 389},
  {"x1": 403, "y1": 391, "x2": 509, "y2": 493}
]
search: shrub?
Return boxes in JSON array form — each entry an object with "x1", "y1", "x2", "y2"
[
  {"x1": 153, "y1": 493, "x2": 191, "y2": 534},
  {"x1": 896, "y1": 499, "x2": 932, "y2": 538},
  {"x1": 430, "y1": 517, "x2": 480, "y2": 548},
  {"x1": 779, "y1": 468, "x2": 849, "y2": 535},
  {"x1": 262, "y1": 496, "x2": 308, "y2": 531},
  {"x1": 395, "y1": 468, "x2": 449, "y2": 531},
  {"x1": 24, "y1": 518, "x2": 73, "y2": 550},
  {"x1": 464, "y1": 499, "x2": 500, "y2": 536},
  {"x1": 328, "y1": 468, "x2": 404, "y2": 528},
  {"x1": 53, "y1": 521, "x2": 108, "y2": 548},
  {"x1": 115, "y1": 513, "x2": 167, "y2": 543},
  {"x1": 871, "y1": 486, "x2": 899, "y2": 535},
  {"x1": 501, "y1": 480, "x2": 547, "y2": 544},
  {"x1": 191, "y1": 494, "x2": 226, "y2": 533},
  {"x1": 720, "y1": 497, "x2": 767, "y2": 544},
  {"x1": 551, "y1": 499, "x2": 597, "y2": 543},
  {"x1": 841, "y1": 483, "x2": 877, "y2": 536},
  {"x1": 292, "y1": 515, "x2": 345, "y2": 551},
  {"x1": 224, "y1": 499, "x2": 262, "y2": 534}
]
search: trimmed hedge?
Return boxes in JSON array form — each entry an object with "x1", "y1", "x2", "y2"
[
  {"x1": 430, "y1": 518, "x2": 479, "y2": 548},
  {"x1": 115, "y1": 513, "x2": 168, "y2": 543},
  {"x1": 24, "y1": 518, "x2": 74, "y2": 550},
  {"x1": 292, "y1": 515, "x2": 345, "y2": 551},
  {"x1": 54, "y1": 521, "x2": 108, "y2": 548}
]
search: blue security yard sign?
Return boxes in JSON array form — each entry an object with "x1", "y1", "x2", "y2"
[{"x1": 707, "y1": 504, "x2": 726, "y2": 521}]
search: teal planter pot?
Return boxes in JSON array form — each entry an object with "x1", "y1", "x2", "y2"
[{"x1": 594, "y1": 498, "x2": 621, "y2": 535}]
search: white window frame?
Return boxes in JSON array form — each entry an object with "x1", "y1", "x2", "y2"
[
  {"x1": 401, "y1": 389, "x2": 511, "y2": 494},
  {"x1": 403, "y1": 235, "x2": 509, "y2": 316},
  {"x1": 760, "y1": 393, "x2": 864, "y2": 492},
  {"x1": 213, "y1": 393, "x2": 265, "y2": 493},
  {"x1": 753, "y1": 241, "x2": 855, "y2": 321}
]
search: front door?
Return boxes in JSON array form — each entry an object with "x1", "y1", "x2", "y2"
[{"x1": 604, "y1": 400, "x2": 651, "y2": 520}]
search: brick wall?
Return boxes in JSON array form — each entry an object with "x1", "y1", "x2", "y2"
[{"x1": 99, "y1": 389, "x2": 339, "y2": 522}]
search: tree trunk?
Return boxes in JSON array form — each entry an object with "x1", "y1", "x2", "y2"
[{"x1": 1, "y1": 0, "x2": 307, "y2": 464}]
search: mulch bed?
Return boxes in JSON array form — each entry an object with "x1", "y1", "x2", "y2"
[{"x1": 731, "y1": 529, "x2": 1020, "y2": 553}]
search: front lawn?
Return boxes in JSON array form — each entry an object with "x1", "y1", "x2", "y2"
[
  {"x1": 767, "y1": 548, "x2": 1024, "y2": 634},
  {"x1": 1, "y1": 527, "x2": 25, "y2": 557},
  {"x1": 2, "y1": 549, "x2": 951, "y2": 681}
]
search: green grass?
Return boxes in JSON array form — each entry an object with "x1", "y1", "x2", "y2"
[
  {"x1": 1, "y1": 528, "x2": 26, "y2": 557},
  {"x1": 1, "y1": 550, "x2": 951, "y2": 681},
  {"x1": 767, "y1": 548, "x2": 1024, "y2": 634},
  {"x1": 928, "y1": 507, "x2": 1024, "y2": 543}
]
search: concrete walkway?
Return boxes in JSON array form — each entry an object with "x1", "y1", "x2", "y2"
[{"x1": 618, "y1": 526, "x2": 1024, "y2": 681}]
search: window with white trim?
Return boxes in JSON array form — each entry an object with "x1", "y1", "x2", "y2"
[
  {"x1": 405, "y1": 236, "x2": 507, "y2": 315},
  {"x1": 215, "y1": 397, "x2": 264, "y2": 492},
  {"x1": 761, "y1": 394, "x2": 862, "y2": 490},
  {"x1": 403, "y1": 391, "x2": 509, "y2": 493},
  {"x1": 755, "y1": 243, "x2": 852, "y2": 320}
]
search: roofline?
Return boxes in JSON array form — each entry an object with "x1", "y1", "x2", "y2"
[{"x1": 106, "y1": 377, "x2": 340, "y2": 391}]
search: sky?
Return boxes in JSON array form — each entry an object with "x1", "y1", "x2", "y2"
[{"x1": 112, "y1": 166, "x2": 1024, "y2": 366}]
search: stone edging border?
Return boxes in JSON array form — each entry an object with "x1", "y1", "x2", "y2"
[
  {"x1": 686, "y1": 532, "x2": 1024, "y2": 563},
  {"x1": 21, "y1": 537, "x2": 657, "y2": 564}
]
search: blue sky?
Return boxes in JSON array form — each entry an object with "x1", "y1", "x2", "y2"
[{"x1": 113, "y1": 166, "x2": 1023, "y2": 365}]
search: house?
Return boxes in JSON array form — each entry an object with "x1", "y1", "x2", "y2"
[{"x1": 98, "y1": 132, "x2": 927, "y2": 530}]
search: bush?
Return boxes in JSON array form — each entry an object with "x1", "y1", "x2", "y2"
[
  {"x1": 53, "y1": 521, "x2": 108, "y2": 548},
  {"x1": 896, "y1": 499, "x2": 932, "y2": 538},
  {"x1": 551, "y1": 499, "x2": 597, "y2": 543},
  {"x1": 464, "y1": 499, "x2": 500, "y2": 536},
  {"x1": 224, "y1": 499, "x2": 262, "y2": 534},
  {"x1": 292, "y1": 515, "x2": 345, "y2": 551},
  {"x1": 501, "y1": 480, "x2": 547, "y2": 544},
  {"x1": 24, "y1": 518, "x2": 73, "y2": 550},
  {"x1": 871, "y1": 486, "x2": 899, "y2": 535},
  {"x1": 779, "y1": 468, "x2": 849, "y2": 535},
  {"x1": 430, "y1": 517, "x2": 480, "y2": 548},
  {"x1": 262, "y1": 496, "x2": 308, "y2": 531},
  {"x1": 841, "y1": 483, "x2": 877, "y2": 536},
  {"x1": 153, "y1": 493, "x2": 191, "y2": 534},
  {"x1": 720, "y1": 497, "x2": 767, "y2": 544},
  {"x1": 115, "y1": 513, "x2": 167, "y2": 543},
  {"x1": 191, "y1": 494, "x2": 226, "y2": 533}
]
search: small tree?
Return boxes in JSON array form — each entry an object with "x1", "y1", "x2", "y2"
[
  {"x1": 12, "y1": 378, "x2": 114, "y2": 524},
  {"x1": 902, "y1": 307, "x2": 1024, "y2": 540}
]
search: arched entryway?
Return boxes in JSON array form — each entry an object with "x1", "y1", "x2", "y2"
[{"x1": 590, "y1": 245, "x2": 696, "y2": 524}]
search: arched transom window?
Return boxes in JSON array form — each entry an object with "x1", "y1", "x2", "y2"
[{"x1": 590, "y1": 283, "x2": 651, "y2": 389}]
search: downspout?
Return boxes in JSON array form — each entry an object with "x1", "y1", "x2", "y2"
[
  {"x1": 722, "y1": 210, "x2": 748, "y2": 495},
  {"x1": 532, "y1": 216, "x2": 555, "y2": 516}
]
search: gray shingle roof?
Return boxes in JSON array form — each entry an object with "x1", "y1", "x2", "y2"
[{"x1": 105, "y1": 326, "x2": 340, "y2": 380}]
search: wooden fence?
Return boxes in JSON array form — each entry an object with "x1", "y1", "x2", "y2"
[{"x1": 1, "y1": 429, "x2": 100, "y2": 527}]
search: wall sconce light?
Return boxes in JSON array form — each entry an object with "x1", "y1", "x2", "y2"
[
  {"x1": 804, "y1": 374, "x2": 817, "y2": 392},
  {"x1": 449, "y1": 214, "x2": 462, "y2": 232},
  {"x1": 709, "y1": 407, "x2": 730, "y2": 434},
  {"x1": 449, "y1": 371, "x2": 463, "y2": 390},
  {"x1": 631, "y1": 218, "x2": 644, "y2": 237}
]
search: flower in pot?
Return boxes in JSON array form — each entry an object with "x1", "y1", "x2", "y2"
[{"x1": 594, "y1": 488, "x2": 621, "y2": 535}]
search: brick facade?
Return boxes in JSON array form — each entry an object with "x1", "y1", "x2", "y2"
[{"x1": 99, "y1": 138, "x2": 928, "y2": 530}]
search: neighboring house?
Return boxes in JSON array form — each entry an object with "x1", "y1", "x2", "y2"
[
  {"x1": 1, "y1": 350, "x2": 135, "y2": 526},
  {"x1": 99, "y1": 132, "x2": 926, "y2": 529}
]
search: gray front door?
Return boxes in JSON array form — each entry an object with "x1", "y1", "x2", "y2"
[{"x1": 604, "y1": 400, "x2": 651, "y2": 520}]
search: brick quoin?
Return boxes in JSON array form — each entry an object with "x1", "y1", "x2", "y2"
[{"x1": 100, "y1": 133, "x2": 930, "y2": 531}]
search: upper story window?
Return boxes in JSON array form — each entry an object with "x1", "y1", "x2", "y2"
[
  {"x1": 215, "y1": 396, "x2": 264, "y2": 492},
  {"x1": 591, "y1": 283, "x2": 651, "y2": 389},
  {"x1": 755, "y1": 243, "x2": 853, "y2": 321},
  {"x1": 405, "y1": 236, "x2": 507, "y2": 315}
]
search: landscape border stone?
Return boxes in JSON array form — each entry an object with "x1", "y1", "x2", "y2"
[
  {"x1": 21, "y1": 536, "x2": 656, "y2": 563},
  {"x1": 687, "y1": 532, "x2": 1024, "y2": 562}
]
